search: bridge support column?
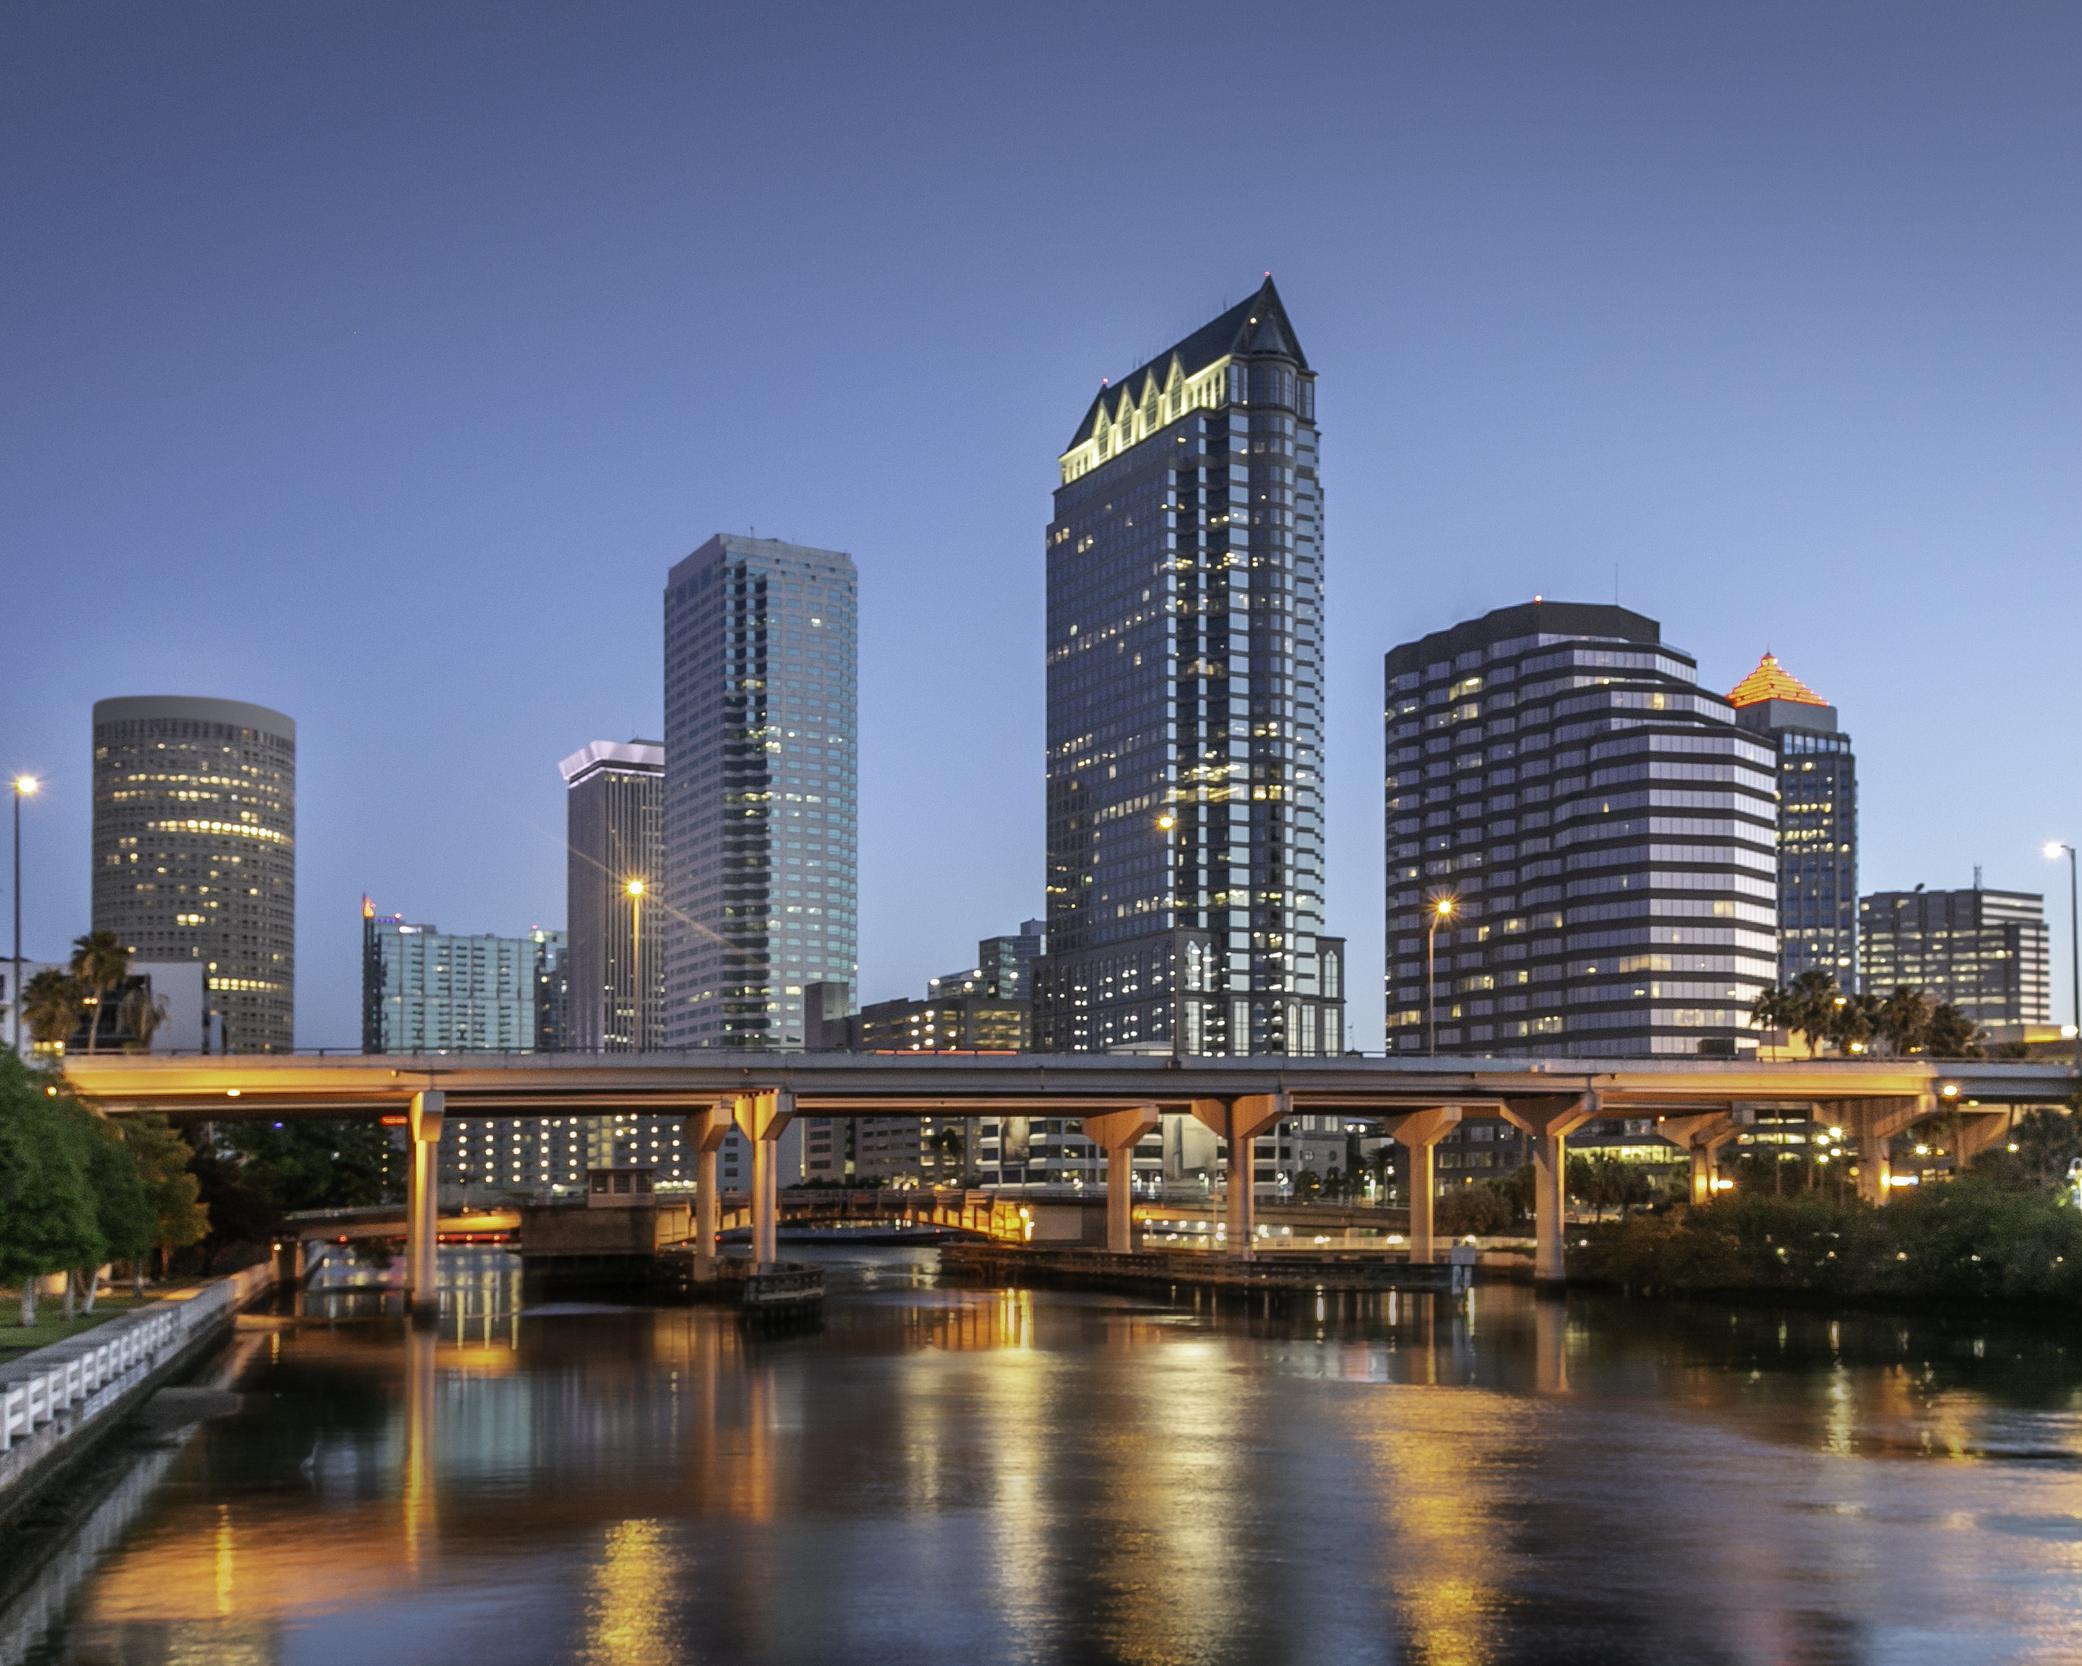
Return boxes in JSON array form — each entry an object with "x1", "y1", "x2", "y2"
[
  {"x1": 1377, "y1": 1107, "x2": 1461, "y2": 1264},
  {"x1": 1501, "y1": 1093, "x2": 1598, "y2": 1292},
  {"x1": 732, "y1": 1089, "x2": 795, "y2": 1268},
  {"x1": 685, "y1": 1106, "x2": 732, "y2": 1276},
  {"x1": 1952, "y1": 1109, "x2": 2012, "y2": 1173},
  {"x1": 406, "y1": 1090, "x2": 445, "y2": 1326},
  {"x1": 1655, "y1": 1113, "x2": 1741, "y2": 1205},
  {"x1": 1192, "y1": 1095, "x2": 1288, "y2": 1260},
  {"x1": 1852, "y1": 1096, "x2": 1929, "y2": 1205},
  {"x1": 1082, "y1": 1106, "x2": 1160, "y2": 1255}
]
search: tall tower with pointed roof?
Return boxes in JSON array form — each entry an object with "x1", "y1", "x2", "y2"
[
  {"x1": 1730, "y1": 650, "x2": 1858, "y2": 985},
  {"x1": 1033, "y1": 278, "x2": 1345, "y2": 1057}
]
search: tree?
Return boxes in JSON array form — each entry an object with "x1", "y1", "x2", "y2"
[
  {"x1": 1925, "y1": 1002, "x2": 1984, "y2": 1059},
  {"x1": 21, "y1": 969, "x2": 84, "y2": 1049},
  {"x1": 1754, "y1": 970, "x2": 1844, "y2": 1056},
  {"x1": 116, "y1": 984, "x2": 170, "y2": 1053},
  {"x1": 68, "y1": 930, "x2": 131, "y2": 1054},
  {"x1": 121, "y1": 1116, "x2": 208, "y2": 1290},
  {"x1": 0, "y1": 1055, "x2": 103, "y2": 1324},
  {"x1": 1875, "y1": 987, "x2": 1932, "y2": 1057},
  {"x1": 1827, "y1": 991, "x2": 1883, "y2": 1055},
  {"x1": 929, "y1": 1124, "x2": 968, "y2": 1186},
  {"x1": 76, "y1": 1114, "x2": 152, "y2": 1312}
]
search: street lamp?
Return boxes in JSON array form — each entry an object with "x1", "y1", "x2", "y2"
[
  {"x1": 626, "y1": 878, "x2": 646, "y2": 1051},
  {"x1": 10, "y1": 775, "x2": 38, "y2": 1056},
  {"x1": 2045, "y1": 842, "x2": 2079, "y2": 1082},
  {"x1": 1426, "y1": 893, "x2": 1458, "y2": 1057}
]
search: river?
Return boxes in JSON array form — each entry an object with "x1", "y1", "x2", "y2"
[{"x1": 10, "y1": 1245, "x2": 2082, "y2": 1665}]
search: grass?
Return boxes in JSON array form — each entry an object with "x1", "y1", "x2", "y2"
[{"x1": 0, "y1": 1292, "x2": 154, "y2": 1363}]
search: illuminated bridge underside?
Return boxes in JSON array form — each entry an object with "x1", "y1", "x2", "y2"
[
  {"x1": 69, "y1": 1053, "x2": 2071, "y2": 1293},
  {"x1": 62, "y1": 1051, "x2": 2071, "y2": 1118}
]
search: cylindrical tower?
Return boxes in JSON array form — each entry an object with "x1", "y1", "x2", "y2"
[{"x1": 92, "y1": 695, "x2": 296, "y2": 1052}]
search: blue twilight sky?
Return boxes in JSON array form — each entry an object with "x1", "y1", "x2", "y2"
[{"x1": 4, "y1": 2, "x2": 2079, "y2": 1048}]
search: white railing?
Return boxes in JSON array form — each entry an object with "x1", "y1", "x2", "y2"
[{"x1": 0, "y1": 1265, "x2": 272, "y2": 1455}]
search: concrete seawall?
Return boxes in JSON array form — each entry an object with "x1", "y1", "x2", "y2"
[{"x1": 0, "y1": 1265, "x2": 274, "y2": 1526}]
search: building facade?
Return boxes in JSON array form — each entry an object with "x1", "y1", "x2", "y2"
[
  {"x1": 360, "y1": 902, "x2": 580, "y2": 1192},
  {"x1": 1033, "y1": 277, "x2": 1344, "y2": 1058},
  {"x1": 91, "y1": 695, "x2": 296, "y2": 1052},
  {"x1": 1384, "y1": 602, "x2": 1779, "y2": 1057},
  {"x1": 1729, "y1": 652, "x2": 1858, "y2": 986},
  {"x1": 360, "y1": 905, "x2": 564, "y2": 1054},
  {"x1": 559, "y1": 740, "x2": 665, "y2": 1052},
  {"x1": 662, "y1": 534, "x2": 858, "y2": 1050},
  {"x1": 1861, "y1": 885, "x2": 2051, "y2": 1024}
]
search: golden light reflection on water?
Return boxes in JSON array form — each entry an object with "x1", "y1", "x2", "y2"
[
  {"x1": 1349, "y1": 1385, "x2": 1514, "y2": 1666},
  {"x1": 581, "y1": 1518, "x2": 674, "y2": 1666}
]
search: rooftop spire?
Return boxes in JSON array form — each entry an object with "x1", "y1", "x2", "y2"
[{"x1": 1727, "y1": 650, "x2": 1828, "y2": 709}]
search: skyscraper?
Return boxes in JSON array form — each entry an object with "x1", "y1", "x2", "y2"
[
  {"x1": 559, "y1": 740, "x2": 665, "y2": 1052},
  {"x1": 1729, "y1": 652, "x2": 1858, "y2": 986},
  {"x1": 92, "y1": 695, "x2": 295, "y2": 1052},
  {"x1": 662, "y1": 534, "x2": 858, "y2": 1050},
  {"x1": 361, "y1": 901, "x2": 580, "y2": 1192},
  {"x1": 1861, "y1": 884, "x2": 2051, "y2": 1023},
  {"x1": 1384, "y1": 602, "x2": 1779, "y2": 1057},
  {"x1": 1033, "y1": 277, "x2": 1344, "y2": 1057}
]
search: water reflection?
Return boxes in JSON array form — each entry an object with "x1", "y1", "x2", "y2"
[{"x1": 17, "y1": 1248, "x2": 2082, "y2": 1664}]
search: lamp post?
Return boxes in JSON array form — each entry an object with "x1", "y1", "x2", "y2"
[
  {"x1": 626, "y1": 878, "x2": 646, "y2": 1052},
  {"x1": 2047, "y1": 841, "x2": 2080, "y2": 1083},
  {"x1": 1426, "y1": 894, "x2": 1458, "y2": 1058},
  {"x1": 10, "y1": 775, "x2": 38, "y2": 1056}
]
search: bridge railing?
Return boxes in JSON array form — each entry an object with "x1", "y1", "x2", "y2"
[{"x1": 0, "y1": 1265, "x2": 272, "y2": 1454}]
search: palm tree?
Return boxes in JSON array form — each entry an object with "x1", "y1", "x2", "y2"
[
  {"x1": 68, "y1": 931, "x2": 130, "y2": 1054},
  {"x1": 1828, "y1": 991, "x2": 1882, "y2": 1055},
  {"x1": 1875, "y1": 986, "x2": 1931, "y2": 1057},
  {"x1": 116, "y1": 985, "x2": 170, "y2": 1053},
  {"x1": 1925, "y1": 1001, "x2": 1983, "y2": 1059},
  {"x1": 21, "y1": 969, "x2": 85, "y2": 1049}
]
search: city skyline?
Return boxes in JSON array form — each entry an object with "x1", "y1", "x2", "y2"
[{"x1": 5, "y1": 4, "x2": 2078, "y2": 1047}]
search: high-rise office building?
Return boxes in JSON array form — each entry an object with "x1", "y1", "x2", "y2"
[
  {"x1": 92, "y1": 695, "x2": 295, "y2": 1052},
  {"x1": 662, "y1": 534, "x2": 858, "y2": 1050},
  {"x1": 1861, "y1": 884, "x2": 2051, "y2": 1024},
  {"x1": 360, "y1": 904, "x2": 564, "y2": 1053},
  {"x1": 1033, "y1": 277, "x2": 1344, "y2": 1059},
  {"x1": 559, "y1": 740, "x2": 665, "y2": 1052},
  {"x1": 360, "y1": 902, "x2": 580, "y2": 1192},
  {"x1": 1384, "y1": 602, "x2": 1779, "y2": 1057},
  {"x1": 1729, "y1": 652, "x2": 1858, "y2": 986}
]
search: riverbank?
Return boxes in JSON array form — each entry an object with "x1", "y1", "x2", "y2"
[
  {"x1": 0, "y1": 1265, "x2": 273, "y2": 1530},
  {"x1": 1567, "y1": 1178, "x2": 2082, "y2": 1316}
]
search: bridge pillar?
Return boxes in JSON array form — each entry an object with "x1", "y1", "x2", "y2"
[
  {"x1": 1501, "y1": 1093, "x2": 1598, "y2": 1291},
  {"x1": 1654, "y1": 1112, "x2": 1741, "y2": 1204},
  {"x1": 1082, "y1": 1106, "x2": 1160, "y2": 1254},
  {"x1": 1377, "y1": 1107, "x2": 1461, "y2": 1265},
  {"x1": 732, "y1": 1089, "x2": 795, "y2": 1268},
  {"x1": 1192, "y1": 1095, "x2": 1288, "y2": 1260},
  {"x1": 685, "y1": 1106, "x2": 732, "y2": 1275},
  {"x1": 1951, "y1": 1109, "x2": 2013, "y2": 1173},
  {"x1": 1852, "y1": 1096, "x2": 1929, "y2": 1205},
  {"x1": 405, "y1": 1090, "x2": 445, "y2": 1325}
]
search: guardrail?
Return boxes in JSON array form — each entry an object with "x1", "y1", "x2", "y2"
[{"x1": 0, "y1": 1265, "x2": 272, "y2": 1455}]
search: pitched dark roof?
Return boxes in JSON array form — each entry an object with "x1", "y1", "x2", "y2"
[{"x1": 1066, "y1": 276, "x2": 1306, "y2": 450}]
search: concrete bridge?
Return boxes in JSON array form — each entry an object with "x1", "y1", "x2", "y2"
[{"x1": 64, "y1": 1050, "x2": 2074, "y2": 1314}]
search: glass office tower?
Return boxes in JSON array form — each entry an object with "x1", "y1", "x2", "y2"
[
  {"x1": 1033, "y1": 277, "x2": 1344, "y2": 1057},
  {"x1": 662, "y1": 535, "x2": 858, "y2": 1050}
]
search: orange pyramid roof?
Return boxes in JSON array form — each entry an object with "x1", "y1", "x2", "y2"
[{"x1": 1728, "y1": 651, "x2": 1828, "y2": 709}]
